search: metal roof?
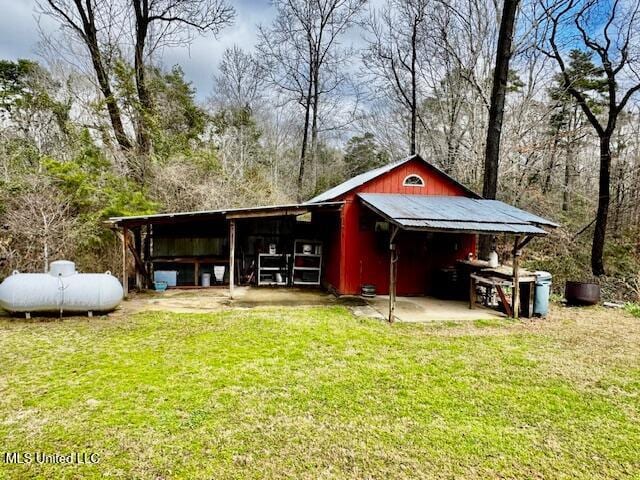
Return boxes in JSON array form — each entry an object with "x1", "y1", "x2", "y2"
[
  {"x1": 306, "y1": 154, "x2": 480, "y2": 203},
  {"x1": 358, "y1": 193, "x2": 557, "y2": 235},
  {"x1": 107, "y1": 201, "x2": 343, "y2": 227}
]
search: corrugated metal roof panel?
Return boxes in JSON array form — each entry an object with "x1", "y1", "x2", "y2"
[
  {"x1": 306, "y1": 156, "x2": 414, "y2": 203},
  {"x1": 481, "y1": 200, "x2": 559, "y2": 227},
  {"x1": 358, "y1": 193, "x2": 555, "y2": 235},
  {"x1": 107, "y1": 201, "x2": 343, "y2": 225},
  {"x1": 398, "y1": 219, "x2": 546, "y2": 234}
]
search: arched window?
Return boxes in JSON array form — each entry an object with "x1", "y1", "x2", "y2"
[{"x1": 403, "y1": 174, "x2": 425, "y2": 187}]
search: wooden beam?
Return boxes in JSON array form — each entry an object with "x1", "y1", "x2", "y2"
[
  {"x1": 496, "y1": 285, "x2": 513, "y2": 318},
  {"x1": 229, "y1": 219, "x2": 236, "y2": 299},
  {"x1": 388, "y1": 225, "x2": 399, "y2": 323},
  {"x1": 126, "y1": 235, "x2": 150, "y2": 289},
  {"x1": 512, "y1": 235, "x2": 521, "y2": 319},
  {"x1": 122, "y1": 226, "x2": 128, "y2": 298},
  {"x1": 226, "y1": 208, "x2": 309, "y2": 219},
  {"x1": 516, "y1": 235, "x2": 534, "y2": 252}
]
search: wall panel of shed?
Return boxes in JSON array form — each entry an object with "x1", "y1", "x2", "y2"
[{"x1": 336, "y1": 157, "x2": 477, "y2": 295}]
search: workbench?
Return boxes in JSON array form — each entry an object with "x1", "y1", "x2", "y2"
[
  {"x1": 151, "y1": 256, "x2": 229, "y2": 286},
  {"x1": 459, "y1": 260, "x2": 536, "y2": 318}
]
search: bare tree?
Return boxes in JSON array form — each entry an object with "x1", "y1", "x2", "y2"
[
  {"x1": 211, "y1": 45, "x2": 264, "y2": 111},
  {"x1": 38, "y1": 0, "x2": 234, "y2": 183},
  {"x1": 131, "y1": 0, "x2": 235, "y2": 164},
  {"x1": 38, "y1": 0, "x2": 133, "y2": 152},
  {"x1": 2, "y1": 177, "x2": 77, "y2": 272},
  {"x1": 362, "y1": 0, "x2": 431, "y2": 155},
  {"x1": 539, "y1": 0, "x2": 640, "y2": 275},
  {"x1": 258, "y1": 0, "x2": 366, "y2": 199}
]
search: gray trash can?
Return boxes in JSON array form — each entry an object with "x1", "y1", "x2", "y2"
[
  {"x1": 201, "y1": 273, "x2": 211, "y2": 287},
  {"x1": 534, "y1": 271, "x2": 552, "y2": 317}
]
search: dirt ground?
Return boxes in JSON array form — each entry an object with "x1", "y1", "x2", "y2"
[
  {"x1": 114, "y1": 287, "x2": 349, "y2": 316},
  {"x1": 3, "y1": 285, "x2": 629, "y2": 324},
  {"x1": 111, "y1": 286, "x2": 502, "y2": 322}
]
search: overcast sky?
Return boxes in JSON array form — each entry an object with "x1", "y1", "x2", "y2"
[{"x1": 0, "y1": 0, "x2": 276, "y2": 100}]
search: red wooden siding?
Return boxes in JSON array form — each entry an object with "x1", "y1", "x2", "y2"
[
  {"x1": 329, "y1": 157, "x2": 477, "y2": 295},
  {"x1": 321, "y1": 210, "x2": 343, "y2": 292}
]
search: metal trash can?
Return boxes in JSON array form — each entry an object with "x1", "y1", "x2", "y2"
[
  {"x1": 201, "y1": 273, "x2": 211, "y2": 287},
  {"x1": 534, "y1": 271, "x2": 552, "y2": 317}
]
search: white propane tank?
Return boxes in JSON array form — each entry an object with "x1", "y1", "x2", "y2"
[{"x1": 0, "y1": 261, "x2": 123, "y2": 315}]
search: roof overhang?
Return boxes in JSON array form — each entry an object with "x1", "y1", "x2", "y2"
[
  {"x1": 358, "y1": 193, "x2": 557, "y2": 236},
  {"x1": 106, "y1": 201, "x2": 344, "y2": 228}
]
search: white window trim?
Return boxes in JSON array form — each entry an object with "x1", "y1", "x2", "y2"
[{"x1": 402, "y1": 174, "x2": 425, "y2": 187}]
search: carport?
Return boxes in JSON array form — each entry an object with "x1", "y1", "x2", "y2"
[
  {"x1": 357, "y1": 194, "x2": 558, "y2": 321},
  {"x1": 107, "y1": 201, "x2": 343, "y2": 298}
]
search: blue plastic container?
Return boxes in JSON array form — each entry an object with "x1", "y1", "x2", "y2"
[
  {"x1": 154, "y1": 270, "x2": 177, "y2": 287},
  {"x1": 533, "y1": 271, "x2": 552, "y2": 317},
  {"x1": 154, "y1": 281, "x2": 168, "y2": 292}
]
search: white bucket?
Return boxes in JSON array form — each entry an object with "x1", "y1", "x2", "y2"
[{"x1": 213, "y1": 266, "x2": 225, "y2": 283}]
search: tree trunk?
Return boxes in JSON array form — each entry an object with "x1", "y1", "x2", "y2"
[
  {"x1": 409, "y1": 22, "x2": 418, "y2": 156},
  {"x1": 482, "y1": 0, "x2": 519, "y2": 200},
  {"x1": 562, "y1": 141, "x2": 573, "y2": 212},
  {"x1": 297, "y1": 78, "x2": 313, "y2": 201},
  {"x1": 543, "y1": 130, "x2": 560, "y2": 194},
  {"x1": 310, "y1": 59, "x2": 320, "y2": 191},
  {"x1": 133, "y1": 1, "x2": 153, "y2": 185},
  {"x1": 480, "y1": 0, "x2": 520, "y2": 258},
  {"x1": 86, "y1": 34, "x2": 132, "y2": 152},
  {"x1": 591, "y1": 135, "x2": 611, "y2": 276}
]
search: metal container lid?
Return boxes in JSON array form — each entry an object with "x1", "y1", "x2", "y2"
[
  {"x1": 49, "y1": 260, "x2": 77, "y2": 277},
  {"x1": 535, "y1": 271, "x2": 552, "y2": 280}
]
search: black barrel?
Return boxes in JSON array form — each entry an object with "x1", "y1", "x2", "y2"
[{"x1": 565, "y1": 281, "x2": 601, "y2": 306}]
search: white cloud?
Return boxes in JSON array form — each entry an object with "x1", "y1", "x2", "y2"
[{"x1": 0, "y1": 0, "x2": 275, "y2": 100}]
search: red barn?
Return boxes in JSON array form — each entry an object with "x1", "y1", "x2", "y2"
[
  {"x1": 110, "y1": 154, "x2": 557, "y2": 318},
  {"x1": 307, "y1": 155, "x2": 481, "y2": 296}
]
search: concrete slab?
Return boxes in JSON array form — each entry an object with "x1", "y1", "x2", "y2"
[
  {"x1": 119, "y1": 286, "x2": 366, "y2": 316},
  {"x1": 116, "y1": 286, "x2": 501, "y2": 322},
  {"x1": 364, "y1": 295, "x2": 505, "y2": 322}
]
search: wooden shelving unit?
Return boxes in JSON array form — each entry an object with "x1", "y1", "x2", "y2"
[
  {"x1": 258, "y1": 254, "x2": 291, "y2": 286},
  {"x1": 292, "y1": 240, "x2": 322, "y2": 286}
]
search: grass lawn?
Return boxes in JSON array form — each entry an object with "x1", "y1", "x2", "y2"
[{"x1": 1, "y1": 306, "x2": 639, "y2": 479}]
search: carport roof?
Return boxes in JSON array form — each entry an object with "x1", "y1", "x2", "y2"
[
  {"x1": 358, "y1": 193, "x2": 558, "y2": 235},
  {"x1": 107, "y1": 201, "x2": 343, "y2": 227}
]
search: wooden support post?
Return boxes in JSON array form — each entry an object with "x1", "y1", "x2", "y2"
[
  {"x1": 194, "y1": 261, "x2": 200, "y2": 287},
  {"x1": 469, "y1": 275, "x2": 476, "y2": 309},
  {"x1": 229, "y1": 219, "x2": 236, "y2": 300},
  {"x1": 122, "y1": 226, "x2": 128, "y2": 298},
  {"x1": 512, "y1": 235, "x2": 521, "y2": 319},
  {"x1": 388, "y1": 225, "x2": 399, "y2": 323},
  {"x1": 134, "y1": 227, "x2": 143, "y2": 290},
  {"x1": 528, "y1": 280, "x2": 535, "y2": 318},
  {"x1": 144, "y1": 223, "x2": 152, "y2": 289}
]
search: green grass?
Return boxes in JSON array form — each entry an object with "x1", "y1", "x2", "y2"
[
  {"x1": 625, "y1": 302, "x2": 640, "y2": 318},
  {"x1": 1, "y1": 306, "x2": 639, "y2": 479}
]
